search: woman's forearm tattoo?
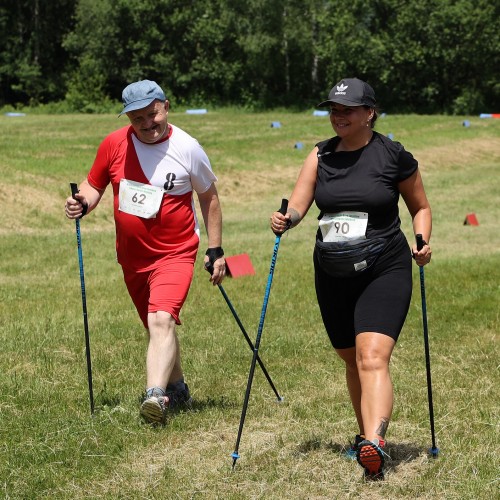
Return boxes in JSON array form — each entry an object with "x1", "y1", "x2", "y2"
[{"x1": 288, "y1": 207, "x2": 301, "y2": 227}]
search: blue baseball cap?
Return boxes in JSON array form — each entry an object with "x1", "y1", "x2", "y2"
[{"x1": 120, "y1": 80, "x2": 166, "y2": 115}]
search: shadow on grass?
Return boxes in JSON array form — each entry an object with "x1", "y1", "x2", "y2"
[
  {"x1": 189, "y1": 396, "x2": 237, "y2": 413},
  {"x1": 92, "y1": 393, "x2": 236, "y2": 415},
  {"x1": 84, "y1": 395, "x2": 238, "y2": 431},
  {"x1": 297, "y1": 436, "x2": 429, "y2": 466},
  {"x1": 99, "y1": 392, "x2": 121, "y2": 407}
]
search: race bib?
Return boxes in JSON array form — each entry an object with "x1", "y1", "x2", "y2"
[
  {"x1": 118, "y1": 179, "x2": 164, "y2": 219},
  {"x1": 319, "y1": 212, "x2": 368, "y2": 242}
]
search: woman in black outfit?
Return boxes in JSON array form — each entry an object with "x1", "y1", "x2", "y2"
[{"x1": 270, "y1": 78, "x2": 432, "y2": 480}]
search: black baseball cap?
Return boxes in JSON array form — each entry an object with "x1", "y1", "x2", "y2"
[{"x1": 317, "y1": 78, "x2": 376, "y2": 108}]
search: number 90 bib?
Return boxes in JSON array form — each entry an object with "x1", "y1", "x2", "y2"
[
  {"x1": 319, "y1": 211, "x2": 368, "y2": 242},
  {"x1": 119, "y1": 179, "x2": 164, "y2": 219}
]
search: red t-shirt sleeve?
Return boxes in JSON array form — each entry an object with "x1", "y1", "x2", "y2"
[{"x1": 87, "y1": 136, "x2": 113, "y2": 190}]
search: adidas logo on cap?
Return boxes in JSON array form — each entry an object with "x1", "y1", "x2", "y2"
[{"x1": 335, "y1": 83, "x2": 348, "y2": 96}]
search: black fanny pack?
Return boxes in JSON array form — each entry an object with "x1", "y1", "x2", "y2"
[{"x1": 314, "y1": 237, "x2": 387, "y2": 278}]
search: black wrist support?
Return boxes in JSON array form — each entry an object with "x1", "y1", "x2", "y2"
[
  {"x1": 205, "y1": 247, "x2": 224, "y2": 274},
  {"x1": 205, "y1": 247, "x2": 224, "y2": 262}
]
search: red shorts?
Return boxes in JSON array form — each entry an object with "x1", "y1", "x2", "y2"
[{"x1": 122, "y1": 252, "x2": 197, "y2": 329}]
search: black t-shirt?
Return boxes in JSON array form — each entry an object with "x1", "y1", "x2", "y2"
[{"x1": 314, "y1": 131, "x2": 418, "y2": 240}]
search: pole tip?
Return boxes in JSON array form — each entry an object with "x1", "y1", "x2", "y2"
[
  {"x1": 430, "y1": 447, "x2": 439, "y2": 458},
  {"x1": 231, "y1": 452, "x2": 240, "y2": 470}
]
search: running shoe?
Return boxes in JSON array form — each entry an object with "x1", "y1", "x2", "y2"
[
  {"x1": 345, "y1": 434, "x2": 365, "y2": 459},
  {"x1": 140, "y1": 385, "x2": 192, "y2": 425},
  {"x1": 165, "y1": 384, "x2": 193, "y2": 411},
  {"x1": 140, "y1": 394, "x2": 169, "y2": 425},
  {"x1": 356, "y1": 439, "x2": 387, "y2": 480}
]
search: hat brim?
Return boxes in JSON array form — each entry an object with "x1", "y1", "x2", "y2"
[
  {"x1": 119, "y1": 97, "x2": 157, "y2": 116},
  {"x1": 317, "y1": 97, "x2": 368, "y2": 108}
]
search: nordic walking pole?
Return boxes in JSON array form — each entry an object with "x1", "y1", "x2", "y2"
[
  {"x1": 216, "y1": 283, "x2": 283, "y2": 402},
  {"x1": 204, "y1": 261, "x2": 283, "y2": 401},
  {"x1": 231, "y1": 199, "x2": 288, "y2": 470},
  {"x1": 416, "y1": 234, "x2": 438, "y2": 457},
  {"x1": 70, "y1": 183, "x2": 95, "y2": 416}
]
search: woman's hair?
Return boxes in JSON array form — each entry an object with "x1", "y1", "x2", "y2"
[{"x1": 366, "y1": 106, "x2": 379, "y2": 128}]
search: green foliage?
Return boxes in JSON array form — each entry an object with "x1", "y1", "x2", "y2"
[
  {"x1": 0, "y1": 0, "x2": 499, "y2": 112},
  {"x1": 0, "y1": 0, "x2": 76, "y2": 105}
]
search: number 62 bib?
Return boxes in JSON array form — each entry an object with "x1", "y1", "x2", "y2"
[{"x1": 118, "y1": 179, "x2": 164, "y2": 219}]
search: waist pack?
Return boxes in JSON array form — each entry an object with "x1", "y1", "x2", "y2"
[{"x1": 314, "y1": 237, "x2": 387, "y2": 278}]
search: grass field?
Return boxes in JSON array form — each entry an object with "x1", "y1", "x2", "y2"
[{"x1": 0, "y1": 110, "x2": 499, "y2": 499}]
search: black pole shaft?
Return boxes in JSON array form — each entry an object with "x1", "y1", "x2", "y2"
[
  {"x1": 217, "y1": 284, "x2": 283, "y2": 401},
  {"x1": 419, "y1": 265, "x2": 437, "y2": 452},
  {"x1": 416, "y1": 234, "x2": 438, "y2": 456},
  {"x1": 71, "y1": 183, "x2": 95, "y2": 416}
]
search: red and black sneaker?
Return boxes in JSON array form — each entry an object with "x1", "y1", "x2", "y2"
[
  {"x1": 345, "y1": 434, "x2": 365, "y2": 459},
  {"x1": 356, "y1": 439, "x2": 387, "y2": 480}
]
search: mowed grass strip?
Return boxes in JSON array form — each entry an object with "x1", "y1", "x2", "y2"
[{"x1": 0, "y1": 111, "x2": 498, "y2": 499}]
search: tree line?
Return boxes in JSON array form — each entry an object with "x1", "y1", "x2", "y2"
[{"x1": 1, "y1": 0, "x2": 498, "y2": 114}]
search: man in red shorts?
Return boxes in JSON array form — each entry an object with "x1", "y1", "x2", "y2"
[{"x1": 65, "y1": 79, "x2": 226, "y2": 425}]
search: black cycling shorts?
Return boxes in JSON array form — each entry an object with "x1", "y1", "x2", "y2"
[{"x1": 314, "y1": 231, "x2": 413, "y2": 349}]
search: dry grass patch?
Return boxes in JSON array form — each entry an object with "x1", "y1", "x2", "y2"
[{"x1": 415, "y1": 137, "x2": 500, "y2": 172}]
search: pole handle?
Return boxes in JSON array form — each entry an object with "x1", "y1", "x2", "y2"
[
  {"x1": 278, "y1": 198, "x2": 288, "y2": 215},
  {"x1": 273, "y1": 199, "x2": 289, "y2": 236},
  {"x1": 70, "y1": 182, "x2": 88, "y2": 217},
  {"x1": 70, "y1": 182, "x2": 79, "y2": 198},
  {"x1": 416, "y1": 233, "x2": 424, "y2": 251}
]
